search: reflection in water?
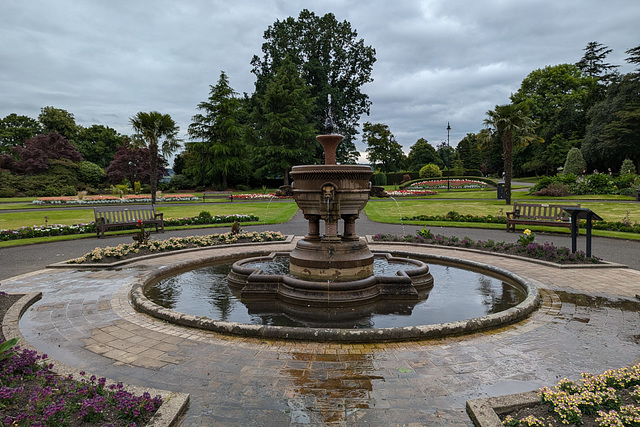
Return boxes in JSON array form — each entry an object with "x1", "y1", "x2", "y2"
[
  {"x1": 147, "y1": 260, "x2": 527, "y2": 329},
  {"x1": 281, "y1": 352, "x2": 378, "y2": 424}
]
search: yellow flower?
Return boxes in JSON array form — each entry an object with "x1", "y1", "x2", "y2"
[{"x1": 523, "y1": 229, "x2": 531, "y2": 236}]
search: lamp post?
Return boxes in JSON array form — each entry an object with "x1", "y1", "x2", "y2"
[{"x1": 446, "y1": 122, "x2": 451, "y2": 192}]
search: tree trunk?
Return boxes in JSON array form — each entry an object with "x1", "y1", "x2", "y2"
[
  {"x1": 503, "y1": 132, "x2": 513, "y2": 205},
  {"x1": 149, "y1": 142, "x2": 158, "y2": 206}
]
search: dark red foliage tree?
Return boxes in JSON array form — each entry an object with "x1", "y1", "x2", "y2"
[
  {"x1": 12, "y1": 133, "x2": 83, "y2": 174},
  {"x1": 105, "y1": 146, "x2": 167, "y2": 186}
]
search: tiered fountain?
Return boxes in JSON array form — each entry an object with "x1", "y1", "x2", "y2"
[{"x1": 228, "y1": 102, "x2": 433, "y2": 307}]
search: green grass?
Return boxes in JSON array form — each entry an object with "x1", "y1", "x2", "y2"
[
  {"x1": 0, "y1": 201, "x2": 298, "y2": 231},
  {"x1": 364, "y1": 198, "x2": 640, "y2": 225}
]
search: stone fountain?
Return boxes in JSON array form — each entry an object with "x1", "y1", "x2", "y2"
[{"x1": 228, "y1": 100, "x2": 433, "y2": 307}]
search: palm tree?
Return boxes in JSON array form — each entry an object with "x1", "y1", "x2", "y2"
[
  {"x1": 129, "y1": 111, "x2": 181, "y2": 205},
  {"x1": 483, "y1": 103, "x2": 536, "y2": 205}
]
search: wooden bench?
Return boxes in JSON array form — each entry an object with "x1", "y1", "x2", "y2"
[
  {"x1": 202, "y1": 191, "x2": 233, "y2": 202},
  {"x1": 505, "y1": 202, "x2": 580, "y2": 232},
  {"x1": 94, "y1": 205, "x2": 164, "y2": 238}
]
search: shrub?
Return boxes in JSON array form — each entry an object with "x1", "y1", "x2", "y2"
[
  {"x1": 169, "y1": 173, "x2": 194, "y2": 190},
  {"x1": 198, "y1": 211, "x2": 212, "y2": 220},
  {"x1": 620, "y1": 158, "x2": 637, "y2": 175},
  {"x1": 563, "y1": 147, "x2": 587, "y2": 176},
  {"x1": 236, "y1": 184, "x2": 250, "y2": 191},
  {"x1": 60, "y1": 185, "x2": 77, "y2": 196},
  {"x1": 44, "y1": 185, "x2": 62, "y2": 196},
  {"x1": 534, "y1": 182, "x2": 570, "y2": 197},
  {"x1": 419, "y1": 163, "x2": 442, "y2": 178},
  {"x1": 77, "y1": 160, "x2": 106, "y2": 186},
  {"x1": 0, "y1": 187, "x2": 15, "y2": 198}
]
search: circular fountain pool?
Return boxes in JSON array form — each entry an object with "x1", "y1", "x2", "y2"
[{"x1": 131, "y1": 251, "x2": 540, "y2": 342}]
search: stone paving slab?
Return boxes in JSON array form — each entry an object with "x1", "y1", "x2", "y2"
[{"x1": 2, "y1": 241, "x2": 640, "y2": 425}]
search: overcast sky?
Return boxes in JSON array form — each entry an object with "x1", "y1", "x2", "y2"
[{"x1": 1, "y1": 0, "x2": 638, "y2": 162}]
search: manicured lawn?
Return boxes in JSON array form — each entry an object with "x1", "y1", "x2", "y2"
[
  {"x1": 0, "y1": 201, "x2": 298, "y2": 231},
  {"x1": 365, "y1": 198, "x2": 640, "y2": 223}
]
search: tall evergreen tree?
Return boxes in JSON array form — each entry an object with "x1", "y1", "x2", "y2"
[
  {"x1": 250, "y1": 58, "x2": 318, "y2": 185},
  {"x1": 188, "y1": 71, "x2": 245, "y2": 189},
  {"x1": 251, "y1": 9, "x2": 376, "y2": 164},
  {"x1": 582, "y1": 75, "x2": 640, "y2": 172},
  {"x1": 576, "y1": 41, "x2": 619, "y2": 82}
]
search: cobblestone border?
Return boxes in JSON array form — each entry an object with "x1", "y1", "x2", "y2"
[
  {"x1": 466, "y1": 391, "x2": 540, "y2": 426},
  {"x1": 365, "y1": 236, "x2": 627, "y2": 269},
  {"x1": 46, "y1": 235, "x2": 295, "y2": 269},
  {"x1": 2, "y1": 293, "x2": 190, "y2": 427},
  {"x1": 130, "y1": 249, "x2": 541, "y2": 342}
]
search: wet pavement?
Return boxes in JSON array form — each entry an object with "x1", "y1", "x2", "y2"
[{"x1": 2, "y1": 234, "x2": 640, "y2": 425}]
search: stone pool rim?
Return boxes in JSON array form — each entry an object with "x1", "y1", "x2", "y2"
[{"x1": 130, "y1": 248, "x2": 541, "y2": 343}]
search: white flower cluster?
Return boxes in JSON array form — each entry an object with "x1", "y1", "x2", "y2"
[{"x1": 68, "y1": 231, "x2": 286, "y2": 263}]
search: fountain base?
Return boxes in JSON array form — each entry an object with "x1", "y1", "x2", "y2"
[
  {"x1": 289, "y1": 238, "x2": 374, "y2": 281},
  {"x1": 227, "y1": 252, "x2": 434, "y2": 308}
]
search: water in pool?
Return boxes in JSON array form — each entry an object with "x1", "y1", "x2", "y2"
[{"x1": 145, "y1": 258, "x2": 525, "y2": 329}]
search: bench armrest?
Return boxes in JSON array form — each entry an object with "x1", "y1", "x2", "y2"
[
  {"x1": 506, "y1": 209, "x2": 520, "y2": 219},
  {"x1": 154, "y1": 212, "x2": 164, "y2": 220}
]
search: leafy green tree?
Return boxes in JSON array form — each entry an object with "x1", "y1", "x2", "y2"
[
  {"x1": 563, "y1": 147, "x2": 587, "y2": 175},
  {"x1": 38, "y1": 106, "x2": 78, "y2": 141},
  {"x1": 363, "y1": 122, "x2": 405, "y2": 173},
  {"x1": 406, "y1": 138, "x2": 443, "y2": 171},
  {"x1": 251, "y1": 9, "x2": 376, "y2": 163},
  {"x1": 188, "y1": 71, "x2": 245, "y2": 189},
  {"x1": 250, "y1": 58, "x2": 318, "y2": 185},
  {"x1": 0, "y1": 113, "x2": 42, "y2": 152},
  {"x1": 129, "y1": 111, "x2": 180, "y2": 205},
  {"x1": 75, "y1": 125, "x2": 129, "y2": 168},
  {"x1": 483, "y1": 103, "x2": 536, "y2": 205},
  {"x1": 582, "y1": 74, "x2": 640, "y2": 171},
  {"x1": 510, "y1": 64, "x2": 595, "y2": 156}
]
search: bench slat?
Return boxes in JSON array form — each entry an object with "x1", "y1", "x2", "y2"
[{"x1": 506, "y1": 202, "x2": 580, "y2": 232}]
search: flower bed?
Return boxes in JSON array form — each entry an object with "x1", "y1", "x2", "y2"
[
  {"x1": 408, "y1": 179, "x2": 489, "y2": 190},
  {"x1": 385, "y1": 189, "x2": 438, "y2": 197},
  {"x1": 230, "y1": 193, "x2": 292, "y2": 200},
  {"x1": 372, "y1": 228, "x2": 601, "y2": 264},
  {"x1": 0, "y1": 214, "x2": 258, "y2": 242},
  {"x1": 404, "y1": 212, "x2": 507, "y2": 224},
  {"x1": 0, "y1": 343, "x2": 162, "y2": 426},
  {"x1": 67, "y1": 231, "x2": 287, "y2": 264},
  {"x1": 502, "y1": 363, "x2": 640, "y2": 426},
  {"x1": 32, "y1": 194, "x2": 199, "y2": 205}
]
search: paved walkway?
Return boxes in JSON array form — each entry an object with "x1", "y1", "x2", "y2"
[{"x1": 2, "y1": 214, "x2": 640, "y2": 425}]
